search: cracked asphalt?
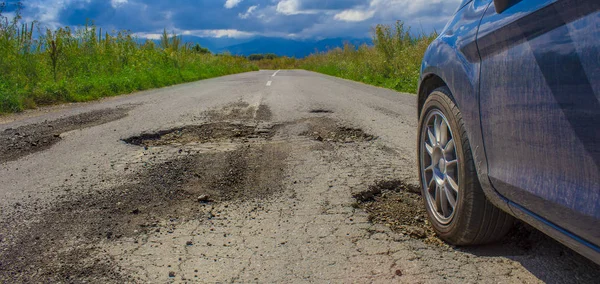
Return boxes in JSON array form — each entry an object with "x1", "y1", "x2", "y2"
[{"x1": 1, "y1": 70, "x2": 599, "y2": 283}]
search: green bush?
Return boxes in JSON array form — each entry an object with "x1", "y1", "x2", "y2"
[
  {"x1": 300, "y1": 21, "x2": 435, "y2": 94},
  {"x1": 192, "y1": 43, "x2": 211, "y2": 54},
  {"x1": 248, "y1": 54, "x2": 265, "y2": 61}
]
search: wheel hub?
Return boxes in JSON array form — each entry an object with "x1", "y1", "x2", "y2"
[
  {"x1": 438, "y1": 158, "x2": 446, "y2": 173},
  {"x1": 420, "y1": 110, "x2": 460, "y2": 225}
]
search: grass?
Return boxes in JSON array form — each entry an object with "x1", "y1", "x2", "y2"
[
  {"x1": 0, "y1": 5, "x2": 257, "y2": 114},
  {"x1": 253, "y1": 56, "x2": 300, "y2": 70},
  {"x1": 255, "y1": 22, "x2": 436, "y2": 94}
]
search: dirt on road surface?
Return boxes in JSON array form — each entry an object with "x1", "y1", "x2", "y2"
[
  {"x1": 0, "y1": 107, "x2": 131, "y2": 162},
  {"x1": 0, "y1": 70, "x2": 598, "y2": 283}
]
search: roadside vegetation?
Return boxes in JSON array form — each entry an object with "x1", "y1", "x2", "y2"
[
  {"x1": 253, "y1": 22, "x2": 436, "y2": 94},
  {"x1": 0, "y1": 4, "x2": 256, "y2": 114}
]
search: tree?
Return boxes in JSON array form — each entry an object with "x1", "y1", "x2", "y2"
[
  {"x1": 192, "y1": 43, "x2": 210, "y2": 54},
  {"x1": 248, "y1": 54, "x2": 264, "y2": 61}
]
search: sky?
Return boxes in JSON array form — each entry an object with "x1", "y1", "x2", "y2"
[{"x1": 3, "y1": 0, "x2": 461, "y2": 40}]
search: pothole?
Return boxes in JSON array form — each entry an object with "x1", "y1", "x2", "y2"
[
  {"x1": 352, "y1": 179, "x2": 442, "y2": 244},
  {"x1": 309, "y1": 109, "x2": 333, "y2": 114},
  {"x1": 303, "y1": 126, "x2": 376, "y2": 143},
  {"x1": 353, "y1": 180, "x2": 418, "y2": 202},
  {"x1": 300, "y1": 117, "x2": 377, "y2": 143},
  {"x1": 0, "y1": 107, "x2": 131, "y2": 163},
  {"x1": 122, "y1": 122, "x2": 277, "y2": 147}
]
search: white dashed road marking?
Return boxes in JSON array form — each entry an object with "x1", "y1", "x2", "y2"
[
  {"x1": 272, "y1": 70, "x2": 280, "y2": 77},
  {"x1": 266, "y1": 81, "x2": 272, "y2": 86}
]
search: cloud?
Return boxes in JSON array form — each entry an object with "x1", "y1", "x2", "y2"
[
  {"x1": 224, "y1": 0, "x2": 243, "y2": 9},
  {"x1": 239, "y1": 5, "x2": 258, "y2": 19},
  {"x1": 135, "y1": 28, "x2": 255, "y2": 39},
  {"x1": 334, "y1": 9, "x2": 375, "y2": 22},
  {"x1": 182, "y1": 29, "x2": 255, "y2": 38},
  {"x1": 276, "y1": 0, "x2": 319, "y2": 15},
  {"x1": 111, "y1": 0, "x2": 128, "y2": 8},
  {"x1": 16, "y1": 0, "x2": 461, "y2": 39},
  {"x1": 369, "y1": 0, "x2": 457, "y2": 20},
  {"x1": 133, "y1": 32, "x2": 162, "y2": 40},
  {"x1": 276, "y1": 0, "x2": 301, "y2": 15}
]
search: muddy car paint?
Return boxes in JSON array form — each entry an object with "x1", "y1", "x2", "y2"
[{"x1": 418, "y1": 0, "x2": 600, "y2": 264}]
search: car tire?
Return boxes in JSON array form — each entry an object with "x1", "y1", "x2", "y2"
[{"x1": 417, "y1": 86, "x2": 514, "y2": 245}]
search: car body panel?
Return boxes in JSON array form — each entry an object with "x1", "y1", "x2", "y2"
[
  {"x1": 418, "y1": 0, "x2": 600, "y2": 264},
  {"x1": 510, "y1": 198, "x2": 600, "y2": 263},
  {"x1": 478, "y1": 0, "x2": 600, "y2": 248}
]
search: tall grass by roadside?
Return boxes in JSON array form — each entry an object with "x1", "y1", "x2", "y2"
[
  {"x1": 255, "y1": 22, "x2": 436, "y2": 94},
  {"x1": 253, "y1": 56, "x2": 301, "y2": 70},
  {"x1": 0, "y1": 6, "x2": 256, "y2": 114}
]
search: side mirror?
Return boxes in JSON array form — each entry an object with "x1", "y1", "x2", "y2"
[{"x1": 494, "y1": 0, "x2": 511, "y2": 13}]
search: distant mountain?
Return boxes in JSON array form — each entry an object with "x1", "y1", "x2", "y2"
[
  {"x1": 137, "y1": 36, "x2": 253, "y2": 52},
  {"x1": 139, "y1": 35, "x2": 372, "y2": 58},
  {"x1": 178, "y1": 36, "x2": 253, "y2": 51},
  {"x1": 216, "y1": 37, "x2": 372, "y2": 58},
  {"x1": 310, "y1": 38, "x2": 374, "y2": 55}
]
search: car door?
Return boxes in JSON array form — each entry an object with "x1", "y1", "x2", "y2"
[{"x1": 477, "y1": 0, "x2": 600, "y2": 246}]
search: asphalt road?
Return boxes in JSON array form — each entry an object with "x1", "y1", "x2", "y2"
[{"x1": 0, "y1": 70, "x2": 598, "y2": 283}]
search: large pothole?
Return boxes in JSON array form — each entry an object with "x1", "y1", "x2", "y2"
[
  {"x1": 352, "y1": 179, "x2": 443, "y2": 244},
  {"x1": 122, "y1": 122, "x2": 278, "y2": 147},
  {"x1": 300, "y1": 117, "x2": 377, "y2": 143}
]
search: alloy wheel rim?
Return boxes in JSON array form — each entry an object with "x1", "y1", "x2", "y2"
[{"x1": 420, "y1": 109, "x2": 459, "y2": 225}]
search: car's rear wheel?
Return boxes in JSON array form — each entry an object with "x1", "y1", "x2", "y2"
[{"x1": 418, "y1": 86, "x2": 514, "y2": 245}]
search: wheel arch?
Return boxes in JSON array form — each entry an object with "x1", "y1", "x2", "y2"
[{"x1": 418, "y1": 74, "x2": 448, "y2": 119}]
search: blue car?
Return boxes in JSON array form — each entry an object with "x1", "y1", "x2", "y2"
[{"x1": 417, "y1": 0, "x2": 599, "y2": 264}]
